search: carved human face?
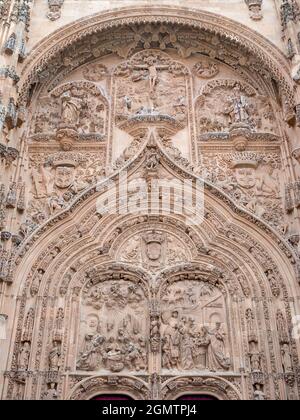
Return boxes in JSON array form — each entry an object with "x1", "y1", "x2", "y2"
[
  {"x1": 87, "y1": 316, "x2": 98, "y2": 332},
  {"x1": 235, "y1": 167, "x2": 256, "y2": 189},
  {"x1": 172, "y1": 311, "x2": 179, "y2": 319}
]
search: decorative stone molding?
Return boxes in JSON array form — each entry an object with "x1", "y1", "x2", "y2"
[
  {"x1": 161, "y1": 376, "x2": 242, "y2": 400},
  {"x1": 68, "y1": 375, "x2": 150, "y2": 400}
]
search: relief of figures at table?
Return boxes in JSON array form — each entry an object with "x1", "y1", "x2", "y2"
[
  {"x1": 30, "y1": 82, "x2": 108, "y2": 139},
  {"x1": 113, "y1": 50, "x2": 189, "y2": 126},
  {"x1": 77, "y1": 280, "x2": 148, "y2": 373},
  {"x1": 20, "y1": 152, "x2": 106, "y2": 237},
  {"x1": 161, "y1": 280, "x2": 231, "y2": 373},
  {"x1": 195, "y1": 152, "x2": 284, "y2": 231},
  {"x1": 196, "y1": 80, "x2": 276, "y2": 135}
]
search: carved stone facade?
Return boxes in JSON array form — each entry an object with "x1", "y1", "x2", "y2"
[{"x1": 0, "y1": 2, "x2": 300, "y2": 401}]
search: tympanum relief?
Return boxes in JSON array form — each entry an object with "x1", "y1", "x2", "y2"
[
  {"x1": 113, "y1": 50, "x2": 189, "y2": 129},
  {"x1": 161, "y1": 281, "x2": 231, "y2": 373},
  {"x1": 119, "y1": 231, "x2": 189, "y2": 272},
  {"x1": 196, "y1": 80, "x2": 276, "y2": 136},
  {"x1": 31, "y1": 81, "x2": 108, "y2": 144},
  {"x1": 77, "y1": 280, "x2": 148, "y2": 373},
  {"x1": 5, "y1": 18, "x2": 299, "y2": 401}
]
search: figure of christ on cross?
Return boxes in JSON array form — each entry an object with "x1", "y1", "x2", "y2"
[{"x1": 133, "y1": 56, "x2": 169, "y2": 93}]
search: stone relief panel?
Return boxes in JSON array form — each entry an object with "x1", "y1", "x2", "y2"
[
  {"x1": 118, "y1": 230, "x2": 189, "y2": 273},
  {"x1": 30, "y1": 81, "x2": 108, "y2": 144},
  {"x1": 196, "y1": 80, "x2": 276, "y2": 136},
  {"x1": 23, "y1": 151, "x2": 105, "y2": 237},
  {"x1": 161, "y1": 280, "x2": 231, "y2": 373},
  {"x1": 196, "y1": 151, "x2": 284, "y2": 231},
  {"x1": 113, "y1": 50, "x2": 189, "y2": 129},
  {"x1": 77, "y1": 279, "x2": 148, "y2": 374}
]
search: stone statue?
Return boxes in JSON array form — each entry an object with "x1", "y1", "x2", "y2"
[
  {"x1": 17, "y1": 342, "x2": 31, "y2": 371},
  {"x1": 253, "y1": 384, "x2": 265, "y2": 400},
  {"x1": 61, "y1": 91, "x2": 82, "y2": 125},
  {"x1": 250, "y1": 351, "x2": 262, "y2": 372},
  {"x1": 42, "y1": 383, "x2": 58, "y2": 400},
  {"x1": 225, "y1": 85, "x2": 250, "y2": 124},
  {"x1": 281, "y1": 344, "x2": 293, "y2": 373},
  {"x1": 207, "y1": 323, "x2": 231, "y2": 371},
  {"x1": 49, "y1": 341, "x2": 61, "y2": 371}
]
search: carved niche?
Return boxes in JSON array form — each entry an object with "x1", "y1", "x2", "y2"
[
  {"x1": 161, "y1": 279, "x2": 231, "y2": 373},
  {"x1": 77, "y1": 279, "x2": 148, "y2": 374}
]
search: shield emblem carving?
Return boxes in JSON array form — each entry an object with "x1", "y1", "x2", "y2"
[
  {"x1": 55, "y1": 166, "x2": 75, "y2": 189},
  {"x1": 146, "y1": 241, "x2": 162, "y2": 261}
]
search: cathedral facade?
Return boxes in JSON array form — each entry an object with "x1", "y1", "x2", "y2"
[{"x1": 0, "y1": 0, "x2": 300, "y2": 400}]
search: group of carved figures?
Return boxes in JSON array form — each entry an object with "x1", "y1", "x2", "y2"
[
  {"x1": 162, "y1": 311, "x2": 231, "y2": 372},
  {"x1": 77, "y1": 319, "x2": 147, "y2": 373}
]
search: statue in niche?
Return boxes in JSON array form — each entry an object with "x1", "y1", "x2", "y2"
[
  {"x1": 207, "y1": 323, "x2": 231, "y2": 371},
  {"x1": 60, "y1": 91, "x2": 82, "y2": 125},
  {"x1": 281, "y1": 344, "x2": 293, "y2": 373},
  {"x1": 250, "y1": 351, "x2": 262, "y2": 372},
  {"x1": 224, "y1": 85, "x2": 250, "y2": 125},
  {"x1": 42, "y1": 383, "x2": 58, "y2": 400},
  {"x1": 49, "y1": 341, "x2": 61, "y2": 371},
  {"x1": 17, "y1": 342, "x2": 31, "y2": 371},
  {"x1": 161, "y1": 281, "x2": 231, "y2": 372},
  {"x1": 253, "y1": 384, "x2": 265, "y2": 400}
]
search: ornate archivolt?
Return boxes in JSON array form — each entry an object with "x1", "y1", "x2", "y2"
[
  {"x1": 1, "y1": 5, "x2": 300, "y2": 402},
  {"x1": 3, "y1": 138, "x2": 300, "y2": 400},
  {"x1": 19, "y1": 6, "x2": 294, "y2": 113}
]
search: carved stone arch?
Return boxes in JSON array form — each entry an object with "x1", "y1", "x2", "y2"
[
  {"x1": 68, "y1": 375, "x2": 150, "y2": 400},
  {"x1": 161, "y1": 376, "x2": 242, "y2": 400},
  {"x1": 5, "y1": 78, "x2": 300, "y2": 401},
  {"x1": 19, "y1": 6, "x2": 293, "y2": 114}
]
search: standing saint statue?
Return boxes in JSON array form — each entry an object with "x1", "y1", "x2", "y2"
[{"x1": 60, "y1": 91, "x2": 82, "y2": 125}]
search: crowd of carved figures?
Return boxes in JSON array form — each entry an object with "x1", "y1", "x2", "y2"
[{"x1": 77, "y1": 280, "x2": 148, "y2": 373}]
